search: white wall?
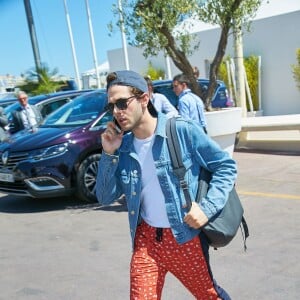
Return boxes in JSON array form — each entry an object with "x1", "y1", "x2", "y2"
[
  {"x1": 107, "y1": 46, "x2": 167, "y2": 76},
  {"x1": 107, "y1": 11, "x2": 300, "y2": 116},
  {"x1": 241, "y1": 11, "x2": 300, "y2": 115}
]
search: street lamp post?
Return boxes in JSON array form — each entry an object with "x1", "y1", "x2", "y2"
[
  {"x1": 23, "y1": 0, "x2": 42, "y2": 75},
  {"x1": 63, "y1": 0, "x2": 82, "y2": 89},
  {"x1": 85, "y1": 0, "x2": 101, "y2": 88}
]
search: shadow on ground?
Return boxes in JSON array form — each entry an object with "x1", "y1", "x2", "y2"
[{"x1": 0, "y1": 194, "x2": 127, "y2": 214}]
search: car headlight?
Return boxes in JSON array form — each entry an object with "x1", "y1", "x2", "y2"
[{"x1": 30, "y1": 143, "x2": 68, "y2": 160}]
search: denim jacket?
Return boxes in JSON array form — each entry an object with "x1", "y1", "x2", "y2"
[{"x1": 96, "y1": 113, "x2": 237, "y2": 247}]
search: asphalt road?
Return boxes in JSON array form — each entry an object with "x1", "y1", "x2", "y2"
[{"x1": 0, "y1": 150, "x2": 299, "y2": 300}]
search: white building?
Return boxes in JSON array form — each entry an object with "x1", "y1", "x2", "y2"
[
  {"x1": 81, "y1": 61, "x2": 110, "y2": 89},
  {"x1": 106, "y1": 1, "x2": 300, "y2": 116}
]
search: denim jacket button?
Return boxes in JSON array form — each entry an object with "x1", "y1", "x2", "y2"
[
  {"x1": 130, "y1": 210, "x2": 135, "y2": 215},
  {"x1": 132, "y1": 191, "x2": 136, "y2": 196},
  {"x1": 112, "y1": 158, "x2": 117, "y2": 164}
]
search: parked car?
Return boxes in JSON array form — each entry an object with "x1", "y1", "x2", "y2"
[
  {"x1": 152, "y1": 78, "x2": 234, "y2": 108},
  {"x1": 0, "y1": 90, "x2": 111, "y2": 202},
  {"x1": 0, "y1": 85, "x2": 86, "y2": 109},
  {"x1": 4, "y1": 89, "x2": 94, "y2": 133},
  {"x1": 0, "y1": 92, "x2": 16, "y2": 100},
  {"x1": 0, "y1": 97, "x2": 18, "y2": 108},
  {"x1": 5, "y1": 89, "x2": 94, "y2": 118}
]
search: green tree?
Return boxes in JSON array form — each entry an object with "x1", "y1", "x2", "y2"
[
  {"x1": 292, "y1": 48, "x2": 300, "y2": 92},
  {"x1": 144, "y1": 62, "x2": 165, "y2": 80},
  {"x1": 17, "y1": 63, "x2": 62, "y2": 95},
  {"x1": 112, "y1": 0, "x2": 262, "y2": 110}
]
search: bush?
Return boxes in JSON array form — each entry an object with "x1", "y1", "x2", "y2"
[
  {"x1": 218, "y1": 55, "x2": 259, "y2": 111},
  {"x1": 244, "y1": 55, "x2": 259, "y2": 111},
  {"x1": 291, "y1": 48, "x2": 300, "y2": 92},
  {"x1": 144, "y1": 62, "x2": 165, "y2": 80}
]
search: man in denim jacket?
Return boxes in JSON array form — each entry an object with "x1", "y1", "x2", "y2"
[{"x1": 96, "y1": 70, "x2": 236, "y2": 300}]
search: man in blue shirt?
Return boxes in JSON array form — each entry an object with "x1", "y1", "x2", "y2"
[
  {"x1": 96, "y1": 70, "x2": 235, "y2": 299},
  {"x1": 173, "y1": 73, "x2": 207, "y2": 132},
  {"x1": 144, "y1": 76, "x2": 178, "y2": 118}
]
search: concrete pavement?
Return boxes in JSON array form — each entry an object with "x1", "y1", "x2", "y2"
[{"x1": 0, "y1": 150, "x2": 299, "y2": 299}]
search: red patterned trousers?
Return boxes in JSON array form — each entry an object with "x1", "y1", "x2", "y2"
[{"x1": 130, "y1": 221, "x2": 221, "y2": 300}]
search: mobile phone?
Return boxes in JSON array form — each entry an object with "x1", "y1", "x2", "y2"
[{"x1": 114, "y1": 118, "x2": 122, "y2": 134}]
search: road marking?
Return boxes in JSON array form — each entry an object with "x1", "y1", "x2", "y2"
[{"x1": 237, "y1": 190, "x2": 300, "y2": 200}]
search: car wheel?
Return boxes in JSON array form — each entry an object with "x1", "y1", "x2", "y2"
[{"x1": 76, "y1": 153, "x2": 101, "y2": 202}]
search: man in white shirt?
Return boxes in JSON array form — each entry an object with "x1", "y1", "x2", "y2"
[{"x1": 97, "y1": 70, "x2": 235, "y2": 299}]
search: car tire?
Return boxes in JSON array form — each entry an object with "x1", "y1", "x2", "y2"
[{"x1": 76, "y1": 153, "x2": 101, "y2": 202}]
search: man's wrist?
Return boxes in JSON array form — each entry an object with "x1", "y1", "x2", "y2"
[{"x1": 103, "y1": 150, "x2": 119, "y2": 156}]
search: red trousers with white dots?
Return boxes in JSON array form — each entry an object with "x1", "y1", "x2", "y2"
[{"x1": 130, "y1": 221, "x2": 221, "y2": 300}]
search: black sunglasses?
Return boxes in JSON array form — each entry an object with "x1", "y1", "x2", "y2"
[{"x1": 105, "y1": 95, "x2": 137, "y2": 113}]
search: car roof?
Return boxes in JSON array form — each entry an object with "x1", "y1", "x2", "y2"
[
  {"x1": 0, "y1": 92, "x2": 16, "y2": 100},
  {"x1": 4, "y1": 89, "x2": 95, "y2": 114},
  {"x1": 28, "y1": 89, "x2": 93, "y2": 105},
  {"x1": 0, "y1": 97, "x2": 18, "y2": 106},
  {"x1": 152, "y1": 78, "x2": 223, "y2": 85}
]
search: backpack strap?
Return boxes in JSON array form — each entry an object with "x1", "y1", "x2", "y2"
[
  {"x1": 241, "y1": 216, "x2": 250, "y2": 251},
  {"x1": 166, "y1": 117, "x2": 193, "y2": 210}
]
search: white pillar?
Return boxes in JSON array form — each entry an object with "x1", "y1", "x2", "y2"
[
  {"x1": 165, "y1": 54, "x2": 172, "y2": 79},
  {"x1": 233, "y1": 24, "x2": 246, "y2": 117},
  {"x1": 258, "y1": 56, "x2": 262, "y2": 111}
]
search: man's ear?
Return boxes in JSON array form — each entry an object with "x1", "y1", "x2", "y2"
[{"x1": 140, "y1": 93, "x2": 149, "y2": 108}]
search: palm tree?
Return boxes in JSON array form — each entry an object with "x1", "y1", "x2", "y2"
[{"x1": 18, "y1": 63, "x2": 62, "y2": 95}]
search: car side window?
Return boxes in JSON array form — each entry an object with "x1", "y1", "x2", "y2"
[
  {"x1": 91, "y1": 111, "x2": 113, "y2": 130},
  {"x1": 40, "y1": 98, "x2": 70, "y2": 118}
]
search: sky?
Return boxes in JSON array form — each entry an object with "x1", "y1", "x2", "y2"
[
  {"x1": 0, "y1": 0, "x2": 122, "y2": 79},
  {"x1": 1, "y1": 0, "x2": 300, "y2": 80}
]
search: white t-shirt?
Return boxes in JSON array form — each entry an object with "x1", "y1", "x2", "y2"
[{"x1": 133, "y1": 135, "x2": 170, "y2": 228}]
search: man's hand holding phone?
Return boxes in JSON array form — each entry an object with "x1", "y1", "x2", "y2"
[
  {"x1": 101, "y1": 121, "x2": 123, "y2": 155},
  {"x1": 114, "y1": 118, "x2": 122, "y2": 134}
]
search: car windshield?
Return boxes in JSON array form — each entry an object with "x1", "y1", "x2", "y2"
[{"x1": 42, "y1": 91, "x2": 108, "y2": 127}]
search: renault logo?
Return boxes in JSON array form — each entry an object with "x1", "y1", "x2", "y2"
[{"x1": 2, "y1": 151, "x2": 9, "y2": 165}]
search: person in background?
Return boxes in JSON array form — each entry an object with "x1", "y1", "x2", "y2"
[
  {"x1": 144, "y1": 76, "x2": 178, "y2": 118},
  {"x1": 0, "y1": 106, "x2": 8, "y2": 142},
  {"x1": 10, "y1": 91, "x2": 43, "y2": 133},
  {"x1": 193, "y1": 66, "x2": 200, "y2": 78},
  {"x1": 96, "y1": 70, "x2": 236, "y2": 299},
  {"x1": 173, "y1": 73, "x2": 207, "y2": 133}
]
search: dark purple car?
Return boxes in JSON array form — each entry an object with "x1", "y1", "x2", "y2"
[{"x1": 0, "y1": 90, "x2": 112, "y2": 202}]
